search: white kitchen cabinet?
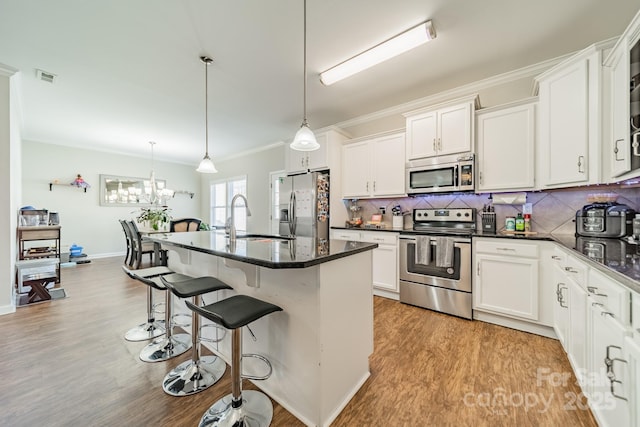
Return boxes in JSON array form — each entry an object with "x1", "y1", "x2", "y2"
[
  {"x1": 341, "y1": 131, "x2": 405, "y2": 199},
  {"x1": 605, "y1": 42, "x2": 632, "y2": 178},
  {"x1": 473, "y1": 239, "x2": 539, "y2": 321},
  {"x1": 553, "y1": 263, "x2": 570, "y2": 349},
  {"x1": 330, "y1": 229, "x2": 399, "y2": 299},
  {"x1": 622, "y1": 335, "x2": 640, "y2": 427},
  {"x1": 475, "y1": 98, "x2": 536, "y2": 192},
  {"x1": 587, "y1": 295, "x2": 631, "y2": 427},
  {"x1": 285, "y1": 128, "x2": 349, "y2": 175},
  {"x1": 535, "y1": 42, "x2": 610, "y2": 188},
  {"x1": 404, "y1": 95, "x2": 479, "y2": 160}
]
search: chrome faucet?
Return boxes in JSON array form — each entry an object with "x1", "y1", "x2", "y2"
[{"x1": 228, "y1": 193, "x2": 251, "y2": 241}]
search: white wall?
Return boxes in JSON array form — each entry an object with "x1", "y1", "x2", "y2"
[
  {"x1": 199, "y1": 144, "x2": 285, "y2": 234},
  {"x1": 0, "y1": 65, "x2": 18, "y2": 315},
  {"x1": 21, "y1": 141, "x2": 201, "y2": 257}
]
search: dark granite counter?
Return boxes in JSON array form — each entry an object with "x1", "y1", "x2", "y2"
[{"x1": 146, "y1": 230, "x2": 377, "y2": 269}]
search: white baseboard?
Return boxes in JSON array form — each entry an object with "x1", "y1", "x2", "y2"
[{"x1": 474, "y1": 310, "x2": 557, "y2": 339}]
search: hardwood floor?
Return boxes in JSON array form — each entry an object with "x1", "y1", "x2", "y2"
[{"x1": 0, "y1": 257, "x2": 597, "y2": 427}]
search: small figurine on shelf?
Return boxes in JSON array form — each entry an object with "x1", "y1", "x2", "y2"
[{"x1": 70, "y1": 174, "x2": 90, "y2": 192}]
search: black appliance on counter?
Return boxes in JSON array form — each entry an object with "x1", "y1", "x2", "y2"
[{"x1": 575, "y1": 202, "x2": 636, "y2": 238}]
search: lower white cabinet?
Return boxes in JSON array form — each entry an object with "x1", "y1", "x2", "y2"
[
  {"x1": 330, "y1": 229, "x2": 399, "y2": 298},
  {"x1": 587, "y1": 295, "x2": 631, "y2": 427},
  {"x1": 473, "y1": 239, "x2": 557, "y2": 336},
  {"x1": 622, "y1": 335, "x2": 640, "y2": 427}
]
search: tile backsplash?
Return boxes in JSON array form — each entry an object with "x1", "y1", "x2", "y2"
[{"x1": 341, "y1": 185, "x2": 640, "y2": 234}]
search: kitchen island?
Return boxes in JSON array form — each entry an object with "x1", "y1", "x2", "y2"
[{"x1": 146, "y1": 231, "x2": 377, "y2": 427}]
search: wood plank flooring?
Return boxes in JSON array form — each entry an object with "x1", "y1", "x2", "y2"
[{"x1": 0, "y1": 257, "x2": 597, "y2": 427}]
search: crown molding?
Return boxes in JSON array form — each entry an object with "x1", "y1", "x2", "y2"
[
  {"x1": 0, "y1": 63, "x2": 18, "y2": 77},
  {"x1": 334, "y1": 52, "x2": 576, "y2": 129}
]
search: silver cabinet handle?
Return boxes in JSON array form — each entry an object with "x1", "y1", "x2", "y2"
[
  {"x1": 604, "y1": 345, "x2": 628, "y2": 401},
  {"x1": 564, "y1": 267, "x2": 579, "y2": 273},
  {"x1": 477, "y1": 263, "x2": 480, "y2": 276},
  {"x1": 551, "y1": 255, "x2": 562, "y2": 260},
  {"x1": 497, "y1": 247, "x2": 516, "y2": 252},
  {"x1": 601, "y1": 311, "x2": 615, "y2": 318},
  {"x1": 373, "y1": 181, "x2": 376, "y2": 192},
  {"x1": 577, "y1": 155, "x2": 585, "y2": 173},
  {"x1": 478, "y1": 171, "x2": 483, "y2": 184},
  {"x1": 433, "y1": 138, "x2": 436, "y2": 152},
  {"x1": 614, "y1": 139, "x2": 624, "y2": 161},
  {"x1": 587, "y1": 286, "x2": 608, "y2": 297},
  {"x1": 366, "y1": 182, "x2": 369, "y2": 192},
  {"x1": 438, "y1": 138, "x2": 442, "y2": 151},
  {"x1": 633, "y1": 132, "x2": 640, "y2": 157},
  {"x1": 557, "y1": 283, "x2": 568, "y2": 308}
]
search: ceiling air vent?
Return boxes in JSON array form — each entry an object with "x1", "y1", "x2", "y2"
[{"x1": 36, "y1": 69, "x2": 56, "y2": 84}]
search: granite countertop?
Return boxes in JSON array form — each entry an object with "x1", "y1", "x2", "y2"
[
  {"x1": 146, "y1": 230, "x2": 378, "y2": 269},
  {"x1": 474, "y1": 231, "x2": 640, "y2": 294}
]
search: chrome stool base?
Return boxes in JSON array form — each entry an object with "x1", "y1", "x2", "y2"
[
  {"x1": 162, "y1": 355, "x2": 226, "y2": 396},
  {"x1": 124, "y1": 320, "x2": 165, "y2": 342},
  {"x1": 199, "y1": 390, "x2": 273, "y2": 427},
  {"x1": 139, "y1": 333, "x2": 191, "y2": 362}
]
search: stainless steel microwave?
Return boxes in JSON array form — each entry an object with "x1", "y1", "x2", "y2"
[{"x1": 406, "y1": 153, "x2": 475, "y2": 195}]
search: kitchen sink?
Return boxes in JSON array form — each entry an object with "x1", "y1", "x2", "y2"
[{"x1": 233, "y1": 234, "x2": 296, "y2": 242}]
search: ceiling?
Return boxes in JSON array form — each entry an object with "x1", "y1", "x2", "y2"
[{"x1": 2, "y1": 0, "x2": 640, "y2": 165}]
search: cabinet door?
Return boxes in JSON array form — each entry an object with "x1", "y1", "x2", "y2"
[
  {"x1": 438, "y1": 102, "x2": 472, "y2": 156},
  {"x1": 286, "y1": 148, "x2": 308, "y2": 175},
  {"x1": 567, "y1": 279, "x2": 588, "y2": 383},
  {"x1": 474, "y1": 254, "x2": 539, "y2": 320},
  {"x1": 371, "y1": 133, "x2": 406, "y2": 197},
  {"x1": 406, "y1": 111, "x2": 437, "y2": 160},
  {"x1": 538, "y1": 59, "x2": 589, "y2": 186},
  {"x1": 588, "y1": 299, "x2": 630, "y2": 427},
  {"x1": 622, "y1": 336, "x2": 640, "y2": 427},
  {"x1": 307, "y1": 132, "x2": 329, "y2": 171},
  {"x1": 553, "y1": 264, "x2": 570, "y2": 349},
  {"x1": 476, "y1": 102, "x2": 535, "y2": 191},
  {"x1": 372, "y1": 244, "x2": 398, "y2": 292},
  {"x1": 342, "y1": 142, "x2": 370, "y2": 198},
  {"x1": 610, "y1": 45, "x2": 632, "y2": 178}
]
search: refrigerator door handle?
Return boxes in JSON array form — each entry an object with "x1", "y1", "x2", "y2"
[{"x1": 291, "y1": 191, "x2": 297, "y2": 235}]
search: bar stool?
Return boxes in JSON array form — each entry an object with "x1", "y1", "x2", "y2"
[
  {"x1": 186, "y1": 295, "x2": 283, "y2": 427},
  {"x1": 160, "y1": 275, "x2": 233, "y2": 396},
  {"x1": 122, "y1": 265, "x2": 173, "y2": 341},
  {"x1": 139, "y1": 273, "x2": 194, "y2": 362}
]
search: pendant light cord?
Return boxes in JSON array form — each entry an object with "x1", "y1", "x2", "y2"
[
  {"x1": 204, "y1": 58, "x2": 209, "y2": 156},
  {"x1": 302, "y1": 0, "x2": 308, "y2": 127}
]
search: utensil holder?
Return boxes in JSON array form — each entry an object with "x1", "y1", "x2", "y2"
[
  {"x1": 392, "y1": 216, "x2": 403, "y2": 229},
  {"x1": 481, "y1": 212, "x2": 496, "y2": 234}
]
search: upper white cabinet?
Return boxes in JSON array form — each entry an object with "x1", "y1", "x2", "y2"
[
  {"x1": 285, "y1": 127, "x2": 349, "y2": 175},
  {"x1": 404, "y1": 95, "x2": 479, "y2": 160},
  {"x1": 603, "y1": 8, "x2": 640, "y2": 182},
  {"x1": 475, "y1": 98, "x2": 536, "y2": 192},
  {"x1": 534, "y1": 42, "x2": 611, "y2": 188},
  {"x1": 342, "y1": 131, "x2": 406, "y2": 199},
  {"x1": 606, "y1": 41, "x2": 632, "y2": 178}
]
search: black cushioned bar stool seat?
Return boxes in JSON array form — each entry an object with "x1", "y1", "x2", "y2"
[
  {"x1": 122, "y1": 265, "x2": 174, "y2": 341},
  {"x1": 186, "y1": 295, "x2": 283, "y2": 427},
  {"x1": 159, "y1": 275, "x2": 233, "y2": 397},
  {"x1": 139, "y1": 273, "x2": 194, "y2": 362}
]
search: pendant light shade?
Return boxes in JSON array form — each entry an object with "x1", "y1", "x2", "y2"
[
  {"x1": 290, "y1": 0, "x2": 319, "y2": 152},
  {"x1": 196, "y1": 56, "x2": 218, "y2": 173}
]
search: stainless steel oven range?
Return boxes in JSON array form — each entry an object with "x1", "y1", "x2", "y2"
[{"x1": 399, "y1": 208, "x2": 475, "y2": 319}]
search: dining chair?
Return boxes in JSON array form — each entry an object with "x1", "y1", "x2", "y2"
[
  {"x1": 169, "y1": 218, "x2": 202, "y2": 232},
  {"x1": 119, "y1": 219, "x2": 133, "y2": 266},
  {"x1": 126, "y1": 220, "x2": 156, "y2": 268}
]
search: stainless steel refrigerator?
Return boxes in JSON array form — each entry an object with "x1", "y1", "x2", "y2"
[{"x1": 279, "y1": 171, "x2": 329, "y2": 239}]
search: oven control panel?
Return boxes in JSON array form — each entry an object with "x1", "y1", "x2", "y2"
[{"x1": 413, "y1": 208, "x2": 475, "y2": 223}]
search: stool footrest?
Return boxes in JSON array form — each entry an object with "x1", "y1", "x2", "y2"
[{"x1": 241, "y1": 353, "x2": 273, "y2": 381}]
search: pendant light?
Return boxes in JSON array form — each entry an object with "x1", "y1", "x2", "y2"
[
  {"x1": 290, "y1": 0, "x2": 319, "y2": 151},
  {"x1": 196, "y1": 56, "x2": 218, "y2": 173}
]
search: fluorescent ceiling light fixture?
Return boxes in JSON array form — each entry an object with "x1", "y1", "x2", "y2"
[{"x1": 319, "y1": 20, "x2": 436, "y2": 86}]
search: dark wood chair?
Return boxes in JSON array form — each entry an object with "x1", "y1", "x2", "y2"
[
  {"x1": 119, "y1": 219, "x2": 133, "y2": 266},
  {"x1": 169, "y1": 218, "x2": 202, "y2": 232},
  {"x1": 126, "y1": 220, "x2": 156, "y2": 268}
]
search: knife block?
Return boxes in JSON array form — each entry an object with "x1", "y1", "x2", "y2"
[{"x1": 481, "y1": 212, "x2": 496, "y2": 234}]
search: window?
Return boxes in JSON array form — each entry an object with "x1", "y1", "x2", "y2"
[
  {"x1": 270, "y1": 171, "x2": 286, "y2": 234},
  {"x1": 209, "y1": 176, "x2": 248, "y2": 231}
]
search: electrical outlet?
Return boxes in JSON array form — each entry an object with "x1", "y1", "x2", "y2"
[{"x1": 379, "y1": 207, "x2": 386, "y2": 215}]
